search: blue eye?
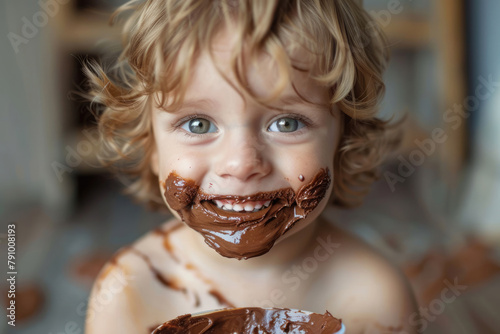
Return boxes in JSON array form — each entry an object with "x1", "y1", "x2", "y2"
[
  {"x1": 268, "y1": 117, "x2": 305, "y2": 133},
  {"x1": 181, "y1": 118, "x2": 218, "y2": 134}
]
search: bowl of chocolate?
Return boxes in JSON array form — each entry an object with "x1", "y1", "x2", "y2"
[{"x1": 151, "y1": 307, "x2": 345, "y2": 333}]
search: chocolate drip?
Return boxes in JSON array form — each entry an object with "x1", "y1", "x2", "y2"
[
  {"x1": 130, "y1": 248, "x2": 186, "y2": 293},
  {"x1": 154, "y1": 223, "x2": 182, "y2": 263},
  {"x1": 163, "y1": 168, "x2": 331, "y2": 259},
  {"x1": 208, "y1": 289, "x2": 235, "y2": 308},
  {"x1": 194, "y1": 293, "x2": 201, "y2": 308},
  {"x1": 162, "y1": 238, "x2": 180, "y2": 263},
  {"x1": 180, "y1": 261, "x2": 233, "y2": 308},
  {"x1": 152, "y1": 308, "x2": 342, "y2": 334}
]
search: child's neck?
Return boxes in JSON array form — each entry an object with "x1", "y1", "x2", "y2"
[{"x1": 185, "y1": 218, "x2": 321, "y2": 271}]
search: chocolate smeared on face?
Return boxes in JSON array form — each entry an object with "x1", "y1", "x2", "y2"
[
  {"x1": 163, "y1": 168, "x2": 331, "y2": 260},
  {"x1": 152, "y1": 308, "x2": 342, "y2": 334}
]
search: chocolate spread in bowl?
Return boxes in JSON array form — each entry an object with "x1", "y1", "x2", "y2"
[
  {"x1": 152, "y1": 308, "x2": 343, "y2": 334},
  {"x1": 163, "y1": 168, "x2": 331, "y2": 260}
]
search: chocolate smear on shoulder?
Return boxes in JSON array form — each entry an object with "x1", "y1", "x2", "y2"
[
  {"x1": 93, "y1": 246, "x2": 132, "y2": 291},
  {"x1": 152, "y1": 308, "x2": 342, "y2": 334},
  {"x1": 163, "y1": 168, "x2": 331, "y2": 260},
  {"x1": 110, "y1": 246, "x2": 132, "y2": 266}
]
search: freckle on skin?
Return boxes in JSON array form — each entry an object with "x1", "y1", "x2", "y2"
[{"x1": 299, "y1": 175, "x2": 305, "y2": 182}]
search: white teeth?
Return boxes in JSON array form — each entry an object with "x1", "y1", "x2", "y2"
[
  {"x1": 232, "y1": 204, "x2": 244, "y2": 212},
  {"x1": 213, "y1": 200, "x2": 272, "y2": 212}
]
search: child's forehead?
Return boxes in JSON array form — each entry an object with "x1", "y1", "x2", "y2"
[
  {"x1": 153, "y1": 24, "x2": 334, "y2": 113},
  {"x1": 184, "y1": 29, "x2": 327, "y2": 106},
  {"x1": 211, "y1": 27, "x2": 315, "y2": 70}
]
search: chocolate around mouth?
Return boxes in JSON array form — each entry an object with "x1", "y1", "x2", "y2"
[{"x1": 163, "y1": 168, "x2": 331, "y2": 260}]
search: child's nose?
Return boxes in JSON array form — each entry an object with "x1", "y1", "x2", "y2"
[{"x1": 215, "y1": 133, "x2": 272, "y2": 182}]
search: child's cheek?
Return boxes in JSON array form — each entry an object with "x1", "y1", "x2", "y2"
[
  {"x1": 157, "y1": 150, "x2": 209, "y2": 184},
  {"x1": 274, "y1": 145, "x2": 335, "y2": 193}
]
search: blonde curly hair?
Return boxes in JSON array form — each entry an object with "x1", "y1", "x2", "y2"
[{"x1": 84, "y1": 0, "x2": 400, "y2": 210}]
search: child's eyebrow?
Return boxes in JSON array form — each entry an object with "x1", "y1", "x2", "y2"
[
  {"x1": 163, "y1": 96, "x2": 331, "y2": 114},
  {"x1": 175, "y1": 98, "x2": 219, "y2": 112}
]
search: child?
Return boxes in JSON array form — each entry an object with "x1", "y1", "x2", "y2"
[{"x1": 84, "y1": 0, "x2": 418, "y2": 333}]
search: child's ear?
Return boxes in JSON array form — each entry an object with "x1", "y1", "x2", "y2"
[{"x1": 150, "y1": 146, "x2": 159, "y2": 176}]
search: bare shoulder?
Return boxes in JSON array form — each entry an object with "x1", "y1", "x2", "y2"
[
  {"x1": 85, "y1": 218, "x2": 184, "y2": 334},
  {"x1": 314, "y1": 221, "x2": 419, "y2": 333}
]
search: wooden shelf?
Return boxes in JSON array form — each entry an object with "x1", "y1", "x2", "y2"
[
  {"x1": 53, "y1": 9, "x2": 122, "y2": 52},
  {"x1": 383, "y1": 16, "x2": 432, "y2": 50}
]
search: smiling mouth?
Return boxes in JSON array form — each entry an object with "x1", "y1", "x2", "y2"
[
  {"x1": 163, "y1": 168, "x2": 331, "y2": 259},
  {"x1": 211, "y1": 199, "x2": 272, "y2": 213}
]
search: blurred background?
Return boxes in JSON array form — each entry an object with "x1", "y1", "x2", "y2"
[{"x1": 1, "y1": 0, "x2": 499, "y2": 333}]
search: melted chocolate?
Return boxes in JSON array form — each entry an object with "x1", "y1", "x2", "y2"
[
  {"x1": 149, "y1": 324, "x2": 162, "y2": 333},
  {"x1": 163, "y1": 168, "x2": 331, "y2": 259},
  {"x1": 152, "y1": 308, "x2": 342, "y2": 334}
]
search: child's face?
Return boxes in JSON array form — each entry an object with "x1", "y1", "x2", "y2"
[{"x1": 151, "y1": 31, "x2": 341, "y2": 259}]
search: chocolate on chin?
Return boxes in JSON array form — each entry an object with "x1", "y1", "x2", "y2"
[
  {"x1": 163, "y1": 168, "x2": 331, "y2": 260},
  {"x1": 152, "y1": 308, "x2": 343, "y2": 334}
]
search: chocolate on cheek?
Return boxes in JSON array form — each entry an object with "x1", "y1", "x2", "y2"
[
  {"x1": 164, "y1": 177, "x2": 199, "y2": 212},
  {"x1": 162, "y1": 168, "x2": 331, "y2": 260}
]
